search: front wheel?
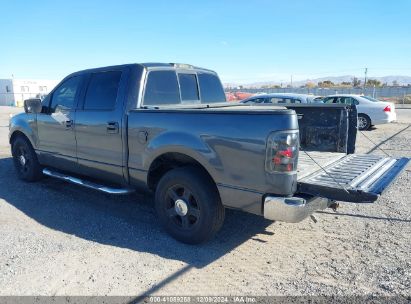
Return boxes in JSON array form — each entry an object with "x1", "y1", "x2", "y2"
[
  {"x1": 155, "y1": 167, "x2": 225, "y2": 244},
  {"x1": 11, "y1": 137, "x2": 42, "y2": 182}
]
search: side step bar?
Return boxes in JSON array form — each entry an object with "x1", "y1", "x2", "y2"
[{"x1": 42, "y1": 168, "x2": 135, "y2": 195}]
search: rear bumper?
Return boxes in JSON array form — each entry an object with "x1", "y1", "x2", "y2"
[
  {"x1": 372, "y1": 113, "x2": 397, "y2": 125},
  {"x1": 263, "y1": 196, "x2": 332, "y2": 222}
]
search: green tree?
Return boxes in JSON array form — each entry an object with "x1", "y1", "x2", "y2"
[
  {"x1": 352, "y1": 77, "x2": 361, "y2": 87},
  {"x1": 366, "y1": 79, "x2": 382, "y2": 87},
  {"x1": 305, "y1": 82, "x2": 316, "y2": 88},
  {"x1": 318, "y1": 80, "x2": 335, "y2": 87}
]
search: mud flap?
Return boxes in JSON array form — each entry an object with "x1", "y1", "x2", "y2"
[{"x1": 297, "y1": 155, "x2": 409, "y2": 203}]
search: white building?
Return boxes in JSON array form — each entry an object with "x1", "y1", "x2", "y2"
[{"x1": 0, "y1": 79, "x2": 59, "y2": 107}]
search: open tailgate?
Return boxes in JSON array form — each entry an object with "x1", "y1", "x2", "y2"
[{"x1": 298, "y1": 154, "x2": 409, "y2": 203}]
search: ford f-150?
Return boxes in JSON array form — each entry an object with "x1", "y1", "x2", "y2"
[{"x1": 9, "y1": 63, "x2": 408, "y2": 244}]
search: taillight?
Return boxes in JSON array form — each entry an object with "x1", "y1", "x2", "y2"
[
  {"x1": 266, "y1": 131, "x2": 299, "y2": 173},
  {"x1": 383, "y1": 105, "x2": 391, "y2": 112}
]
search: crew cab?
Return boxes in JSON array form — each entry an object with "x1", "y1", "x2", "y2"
[{"x1": 9, "y1": 63, "x2": 408, "y2": 244}]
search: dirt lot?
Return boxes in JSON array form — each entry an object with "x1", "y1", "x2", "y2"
[{"x1": 0, "y1": 107, "x2": 410, "y2": 297}]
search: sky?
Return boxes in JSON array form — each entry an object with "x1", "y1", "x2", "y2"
[{"x1": 1, "y1": 0, "x2": 411, "y2": 84}]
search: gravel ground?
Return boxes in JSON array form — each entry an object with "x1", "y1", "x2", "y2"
[{"x1": 0, "y1": 107, "x2": 410, "y2": 297}]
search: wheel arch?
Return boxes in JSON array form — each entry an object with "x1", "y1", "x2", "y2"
[
  {"x1": 9, "y1": 114, "x2": 37, "y2": 148},
  {"x1": 358, "y1": 112, "x2": 371, "y2": 120},
  {"x1": 9, "y1": 130, "x2": 34, "y2": 148},
  {"x1": 147, "y1": 152, "x2": 218, "y2": 194}
]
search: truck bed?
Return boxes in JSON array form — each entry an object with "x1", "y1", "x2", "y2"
[{"x1": 297, "y1": 151, "x2": 346, "y2": 180}]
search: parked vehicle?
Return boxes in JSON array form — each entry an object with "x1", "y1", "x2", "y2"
[
  {"x1": 241, "y1": 93, "x2": 324, "y2": 104},
  {"x1": 312, "y1": 96, "x2": 325, "y2": 103},
  {"x1": 322, "y1": 94, "x2": 397, "y2": 131},
  {"x1": 9, "y1": 63, "x2": 408, "y2": 244},
  {"x1": 225, "y1": 92, "x2": 237, "y2": 101}
]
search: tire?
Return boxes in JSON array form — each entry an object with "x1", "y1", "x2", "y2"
[
  {"x1": 155, "y1": 166, "x2": 225, "y2": 244},
  {"x1": 11, "y1": 136, "x2": 42, "y2": 182},
  {"x1": 358, "y1": 114, "x2": 371, "y2": 131}
]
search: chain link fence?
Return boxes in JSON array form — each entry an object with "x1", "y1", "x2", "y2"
[
  {"x1": 225, "y1": 86, "x2": 411, "y2": 104},
  {"x1": 2, "y1": 87, "x2": 411, "y2": 107}
]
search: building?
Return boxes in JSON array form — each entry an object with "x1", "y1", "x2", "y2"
[{"x1": 0, "y1": 78, "x2": 59, "y2": 107}]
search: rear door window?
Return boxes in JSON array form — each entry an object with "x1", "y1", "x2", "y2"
[
  {"x1": 342, "y1": 97, "x2": 359, "y2": 105},
  {"x1": 339, "y1": 97, "x2": 349, "y2": 104},
  {"x1": 84, "y1": 71, "x2": 122, "y2": 110},
  {"x1": 269, "y1": 97, "x2": 295, "y2": 104},
  {"x1": 270, "y1": 97, "x2": 290, "y2": 103},
  {"x1": 246, "y1": 97, "x2": 266, "y2": 103},
  {"x1": 269, "y1": 97, "x2": 285, "y2": 103},
  {"x1": 324, "y1": 97, "x2": 337, "y2": 104},
  {"x1": 144, "y1": 71, "x2": 180, "y2": 105}
]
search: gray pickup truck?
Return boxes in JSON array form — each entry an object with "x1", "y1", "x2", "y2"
[{"x1": 9, "y1": 63, "x2": 408, "y2": 244}]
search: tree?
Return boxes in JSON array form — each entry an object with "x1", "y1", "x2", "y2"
[
  {"x1": 392, "y1": 80, "x2": 399, "y2": 86},
  {"x1": 352, "y1": 77, "x2": 361, "y2": 87},
  {"x1": 366, "y1": 79, "x2": 382, "y2": 87},
  {"x1": 318, "y1": 80, "x2": 335, "y2": 87},
  {"x1": 305, "y1": 82, "x2": 316, "y2": 88},
  {"x1": 341, "y1": 81, "x2": 351, "y2": 86},
  {"x1": 261, "y1": 84, "x2": 280, "y2": 89}
]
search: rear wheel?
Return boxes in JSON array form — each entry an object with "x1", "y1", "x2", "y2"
[
  {"x1": 155, "y1": 167, "x2": 225, "y2": 244},
  {"x1": 11, "y1": 136, "x2": 42, "y2": 182},
  {"x1": 358, "y1": 114, "x2": 371, "y2": 131}
]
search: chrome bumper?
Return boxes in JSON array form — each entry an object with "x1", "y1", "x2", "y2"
[{"x1": 264, "y1": 196, "x2": 332, "y2": 222}]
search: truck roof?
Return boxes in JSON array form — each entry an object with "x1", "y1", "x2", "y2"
[{"x1": 66, "y1": 62, "x2": 216, "y2": 78}]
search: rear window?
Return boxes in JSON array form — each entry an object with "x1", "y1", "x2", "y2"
[
  {"x1": 144, "y1": 71, "x2": 180, "y2": 105},
  {"x1": 84, "y1": 71, "x2": 122, "y2": 110},
  {"x1": 198, "y1": 73, "x2": 226, "y2": 103},
  {"x1": 178, "y1": 73, "x2": 199, "y2": 101}
]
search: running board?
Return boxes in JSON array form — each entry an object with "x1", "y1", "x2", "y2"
[{"x1": 42, "y1": 168, "x2": 134, "y2": 195}]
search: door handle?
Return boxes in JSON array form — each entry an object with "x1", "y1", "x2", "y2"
[
  {"x1": 107, "y1": 121, "x2": 119, "y2": 134},
  {"x1": 65, "y1": 120, "x2": 73, "y2": 129}
]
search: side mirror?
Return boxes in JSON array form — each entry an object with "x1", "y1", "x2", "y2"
[{"x1": 24, "y1": 98, "x2": 42, "y2": 114}]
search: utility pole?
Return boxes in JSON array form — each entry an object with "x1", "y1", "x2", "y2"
[
  {"x1": 363, "y1": 67, "x2": 368, "y2": 90},
  {"x1": 290, "y1": 75, "x2": 293, "y2": 88}
]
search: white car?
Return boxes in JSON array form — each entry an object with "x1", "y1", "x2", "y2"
[{"x1": 322, "y1": 94, "x2": 397, "y2": 130}]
